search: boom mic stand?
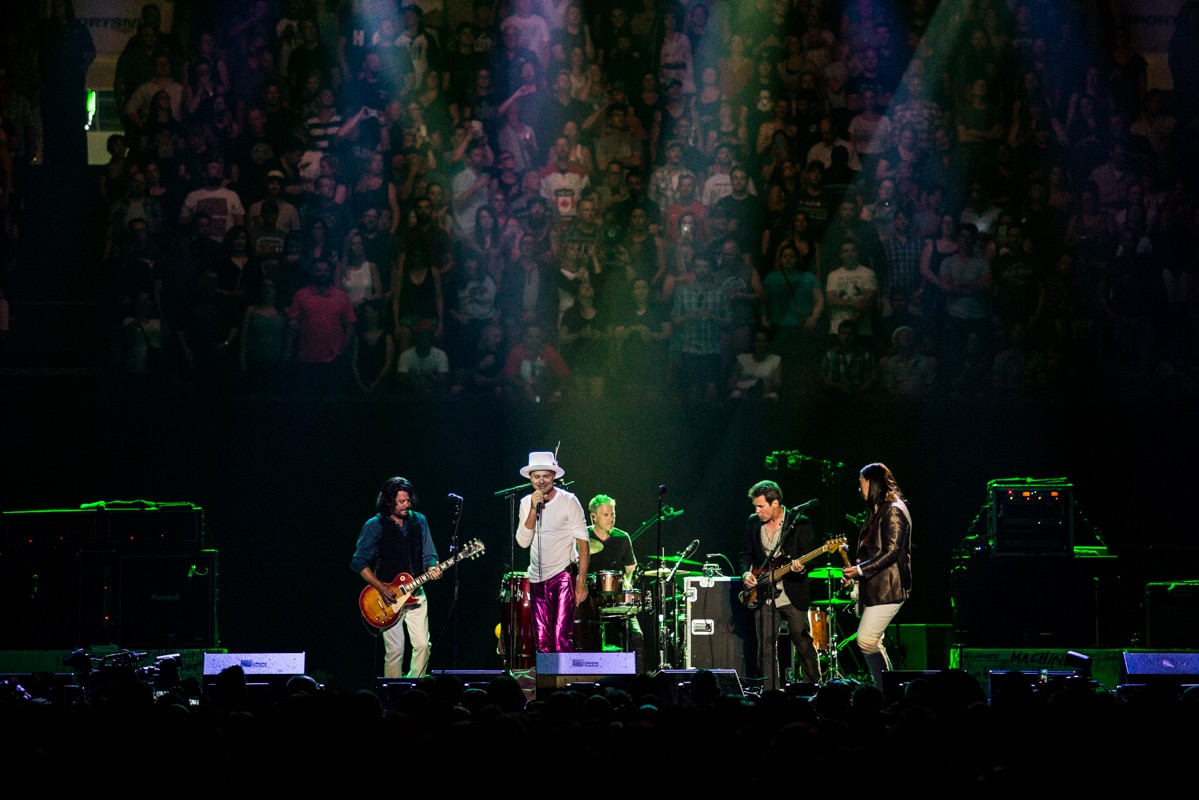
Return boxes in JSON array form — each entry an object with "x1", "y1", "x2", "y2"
[{"x1": 494, "y1": 479, "x2": 529, "y2": 671}]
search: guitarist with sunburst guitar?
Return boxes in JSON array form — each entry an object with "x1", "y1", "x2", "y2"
[
  {"x1": 738, "y1": 479, "x2": 825, "y2": 689},
  {"x1": 350, "y1": 476, "x2": 443, "y2": 679}
]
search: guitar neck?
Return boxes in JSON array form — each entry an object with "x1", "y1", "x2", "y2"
[
  {"x1": 766, "y1": 540, "x2": 840, "y2": 583},
  {"x1": 405, "y1": 551, "x2": 465, "y2": 593}
]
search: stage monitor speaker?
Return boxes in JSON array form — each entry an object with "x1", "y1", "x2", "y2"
[
  {"x1": 988, "y1": 670, "x2": 1076, "y2": 706},
  {"x1": 784, "y1": 681, "x2": 818, "y2": 698},
  {"x1": 376, "y1": 677, "x2": 419, "y2": 711},
  {"x1": 430, "y1": 669, "x2": 508, "y2": 688},
  {"x1": 654, "y1": 668, "x2": 743, "y2": 704},
  {"x1": 881, "y1": 669, "x2": 943, "y2": 704},
  {"x1": 120, "y1": 551, "x2": 218, "y2": 648},
  {"x1": 1120, "y1": 651, "x2": 1199, "y2": 685},
  {"x1": 203, "y1": 652, "x2": 305, "y2": 676},
  {"x1": 201, "y1": 674, "x2": 293, "y2": 708},
  {"x1": 684, "y1": 576, "x2": 752, "y2": 672}
]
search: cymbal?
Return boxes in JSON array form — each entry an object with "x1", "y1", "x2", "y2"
[
  {"x1": 651, "y1": 555, "x2": 705, "y2": 566},
  {"x1": 587, "y1": 537, "x2": 604, "y2": 555},
  {"x1": 806, "y1": 567, "x2": 843, "y2": 579},
  {"x1": 642, "y1": 568, "x2": 699, "y2": 578},
  {"x1": 809, "y1": 598, "x2": 853, "y2": 607}
]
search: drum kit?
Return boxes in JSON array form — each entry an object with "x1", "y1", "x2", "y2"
[
  {"x1": 802, "y1": 564, "x2": 857, "y2": 682},
  {"x1": 589, "y1": 570, "x2": 644, "y2": 617},
  {"x1": 496, "y1": 549, "x2": 858, "y2": 678}
]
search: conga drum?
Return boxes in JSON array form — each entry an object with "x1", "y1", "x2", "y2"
[{"x1": 498, "y1": 572, "x2": 535, "y2": 670}]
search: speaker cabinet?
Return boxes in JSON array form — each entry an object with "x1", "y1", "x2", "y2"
[
  {"x1": 1, "y1": 506, "x2": 207, "y2": 648},
  {"x1": 1144, "y1": 582, "x2": 1199, "y2": 649},
  {"x1": 119, "y1": 551, "x2": 218, "y2": 648},
  {"x1": 952, "y1": 556, "x2": 1096, "y2": 647},
  {"x1": 0, "y1": 511, "x2": 104, "y2": 648},
  {"x1": 654, "y1": 668, "x2": 743, "y2": 703},
  {"x1": 890, "y1": 624, "x2": 954, "y2": 670}
]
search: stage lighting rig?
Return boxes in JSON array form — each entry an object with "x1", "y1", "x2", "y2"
[{"x1": 764, "y1": 450, "x2": 811, "y2": 470}]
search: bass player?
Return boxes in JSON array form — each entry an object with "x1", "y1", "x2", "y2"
[{"x1": 738, "y1": 479, "x2": 821, "y2": 689}]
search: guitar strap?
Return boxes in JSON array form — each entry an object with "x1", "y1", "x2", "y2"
[{"x1": 858, "y1": 505, "x2": 885, "y2": 550}]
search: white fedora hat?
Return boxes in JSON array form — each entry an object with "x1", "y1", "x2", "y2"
[{"x1": 520, "y1": 450, "x2": 564, "y2": 478}]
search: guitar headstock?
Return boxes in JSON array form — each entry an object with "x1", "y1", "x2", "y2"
[
  {"x1": 461, "y1": 539, "x2": 486, "y2": 560},
  {"x1": 825, "y1": 536, "x2": 848, "y2": 551}
]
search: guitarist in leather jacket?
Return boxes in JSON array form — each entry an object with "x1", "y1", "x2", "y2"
[
  {"x1": 739, "y1": 479, "x2": 821, "y2": 689},
  {"x1": 840, "y1": 462, "x2": 911, "y2": 689},
  {"x1": 350, "y1": 476, "x2": 442, "y2": 678}
]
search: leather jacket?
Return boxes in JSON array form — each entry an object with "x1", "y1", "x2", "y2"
[{"x1": 855, "y1": 501, "x2": 912, "y2": 606}]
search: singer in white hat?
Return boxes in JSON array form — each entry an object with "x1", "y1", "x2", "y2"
[{"x1": 516, "y1": 450, "x2": 590, "y2": 652}]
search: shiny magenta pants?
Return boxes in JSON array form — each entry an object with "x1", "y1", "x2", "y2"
[{"x1": 531, "y1": 570, "x2": 576, "y2": 653}]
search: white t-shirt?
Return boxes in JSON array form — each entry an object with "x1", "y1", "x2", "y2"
[
  {"x1": 397, "y1": 346, "x2": 449, "y2": 376},
  {"x1": 516, "y1": 488, "x2": 588, "y2": 582}
]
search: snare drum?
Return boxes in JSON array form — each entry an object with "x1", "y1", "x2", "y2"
[
  {"x1": 592, "y1": 570, "x2": 624, "y2": 600},
  {"x1": 808, "y1": 607, "x2": 830, "y2": 652},
  {"x1": 600, "y1": 587, "x2": 642, "y2": 617}
]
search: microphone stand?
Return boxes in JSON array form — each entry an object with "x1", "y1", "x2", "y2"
[
  {"x1": 763, "y1": 509, "x2": 804, "y2": 691},
  {"x1": 665, "y1": 542, "x2": 698, "y2": 668},
  {"x1": 492, "y1": 478, "x2": 574, "y2": 670},
  {"x1": 494, "y1": 480, "x2": 530, "y2": 672},
  {"x1": 655, "y1": 483, "x2": 667, "y2": 670},
  {"x1": 446, "y1": 494, "x2": 464, "y2": 668},
  {"x1": 630, "y1": 506, "x2": 684, "y2": 541}
]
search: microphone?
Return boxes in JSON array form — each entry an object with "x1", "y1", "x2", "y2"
[
  {"x1": 447, "y1": 493, "x2": 464, "y2": 501},
  {"x1": 658, "y1": 483, "x2": 667, "y2": 499},
  {"x1": 680, "y1": 539, "x2": 700, "y2": 558},
  {"x1": 535, "y1": 500, "x2": 545, "y2": 522},
  {"x1": 790, "y1": 498, "x2": 820, "y2": 513}
]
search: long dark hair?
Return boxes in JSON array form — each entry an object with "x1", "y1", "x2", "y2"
[
  {"x1": 377, "y1": 476, "x2": 417, "y2": 515},
  {"x1": 860, "y1": 462, "x2": 903, "y2": 509}
]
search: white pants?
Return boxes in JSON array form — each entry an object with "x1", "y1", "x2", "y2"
[
  {"x1": 857, "y1": 601, "x2": 903, "y2": 656},
  {"x1": 383, "y1": 594, "x2": 431, "y2": 678}
]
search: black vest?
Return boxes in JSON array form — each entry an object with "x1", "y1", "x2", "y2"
[{"x1": 375, "y1": 513, "x2": 426, "y2": 581}]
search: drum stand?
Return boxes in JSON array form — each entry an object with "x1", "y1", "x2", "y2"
[
  {"x1": 822, "y1": 606, "x2": 846, "y2": 681},
  {"x1": 812, "y1": 546, "x2": 858, "y2": 683}
]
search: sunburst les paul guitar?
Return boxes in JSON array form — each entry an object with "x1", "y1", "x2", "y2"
[
  {"x1": 359, "y1": 539, "x2": 485, "y2": 629},
  {"x1": 738, "y1": 537, "x2": 848, "y2": 609}
]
